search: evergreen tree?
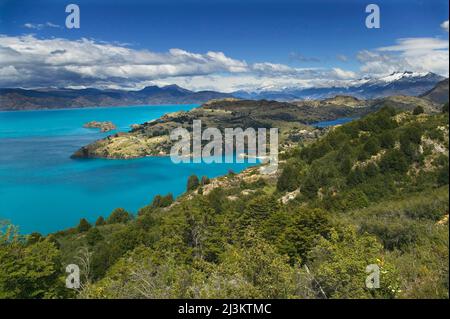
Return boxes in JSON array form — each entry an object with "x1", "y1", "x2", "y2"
[
  {"x1": 413, "y1": 105, "x2": 424, "y2": 115},
  {"x1": 186, "y1": 175, "x2": 200, "y2": 191},
  {"x1": 77, "y1": 218, "x2": 91, "y2": 233},
  {"x1": 277, "y1": 162, "x2": 302, "y2": 192},
  {"x1": 201, "y1": 176, "x2": 211, "y2": 185},
  {"x1": 363, "y1": 136, "x2": 381, "y2": 156},
  {"x1": 107, "y1": 208, "x2": 132, "y2": 224},
  {"x1": 95, "y1": 216, "x2": 106, "y2": 227},
  {"x1": 86, "y1": 227, "x2": 103, "y2": 246}
]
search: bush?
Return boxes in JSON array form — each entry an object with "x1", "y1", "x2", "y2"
[
  {"x1": 363, "y1": 136, "x2": 381, "y2": 156},
  {"x1": 95, "y1": 216, "x2": 106, "y2": 227},
  {"x1": 413, "y1": 106, "x2": 424, "y2": 115},
  {"x1": 360, "y1": 218, "x2": 420, "y2": 251},
  {"x1": 86, "y1": 227, "x2": 104, "y2": 246},
  {"x1": 401, "y1": 127, "x2": 422, "y2": 145},
  {"x1": 437, "y1": 167, "x2": 449, "y2": 186},
  {"x1": 152, "y1": 193, "x2": 174, "y2": 208},
  {"x1": 277, "y1": 161, "x2": 302, "y2": 192},
  {"x1": 107, "y1": 208, "x2": 132, "y2": 224},
  {"x1": 347, "y1": 167, "x2": 365, "y2": 186},
  {"x1": 380, "y1": 131, "x2": 396, "y2": 149},
  {"x1": 201, "y1": 176, "x2": 211, "y2": 185},
  {"x1": 77, "y1": 218, "x2": 91, "y2": 233},
  {"x1": 379, "y1": 150, "x2": 409, "y2": 173},
  {"x1": 186, "y1": 175, "x2": 200, "y2": 191}
]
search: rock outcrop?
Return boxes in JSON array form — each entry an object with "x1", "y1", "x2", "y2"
[{"x1": 83, "y1": 121, "x2": 117, "y2": 132}]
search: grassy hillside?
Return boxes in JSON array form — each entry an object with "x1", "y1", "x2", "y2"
[{"x1": 1, "y1": 105, "x2": 448, "y2": 299}]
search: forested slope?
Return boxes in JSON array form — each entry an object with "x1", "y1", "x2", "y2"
[{"x1": 1, "y1": 104, "x2": 449, "y2": 299}]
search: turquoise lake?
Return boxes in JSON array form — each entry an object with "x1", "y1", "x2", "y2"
[
  {"x1": 0, "y1": 105, "x2": 255, "y2": 234},
  {"x1": 313, "y1": 117, "x2": 355, "y2": 128}
]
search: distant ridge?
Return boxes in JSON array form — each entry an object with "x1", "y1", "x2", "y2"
[{"x1": 0, "y1": 85, "x2": 232, "y2": 111}]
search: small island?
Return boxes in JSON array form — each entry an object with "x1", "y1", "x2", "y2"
[{"x1": 83, "y1": 121, "x2": 117, "y2": 132}]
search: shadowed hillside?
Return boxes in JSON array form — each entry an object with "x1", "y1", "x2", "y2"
[{"x1": 421, "y1": 79, "x2": 450, "y2": 105}]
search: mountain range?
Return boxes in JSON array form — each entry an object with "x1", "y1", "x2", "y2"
[
  {"x1": 232, "y1": 71, "x2": 447, "y2": 101},
  {"x1": 0, "y1": 72, "x2": 447, "y2": 111}
]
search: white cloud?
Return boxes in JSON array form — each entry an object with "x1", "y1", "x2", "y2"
[
  {"x1": 151, "y1": 74, "x2": 327, "y2": 93},
  {"x1": 377, "y1": 37, "x2": 448, "y2": 53},
  {"x1": 0, "y1": 34, "x2": 357, "y2": 91},
  {"x1": 441, "y1": 20, "x2": 449, "y2": 33},
  {"x1": 357, "y1": 37, "x2": 449, "y2": 77},
  {"x1": 3, "y1": 19, "x2": 449, "y2": 92},
  {"x1": 332, "y1": 68, "x2": 356, "y2": 79},
  {"x1": 0, "y1": 35, "x2": 249, "y2": 88}
]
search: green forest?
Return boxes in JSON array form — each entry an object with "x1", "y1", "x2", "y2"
[{"x1": 1, "y1": 104, "x2": 449, "y2": 299}]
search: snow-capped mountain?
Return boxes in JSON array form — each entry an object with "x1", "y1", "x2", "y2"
[
  {"x1": 233, "y1": 71, "x2": 446, "y2": 101},
  {"x1": 373, "y1": 71, "x2": 430, "y2": 83}
]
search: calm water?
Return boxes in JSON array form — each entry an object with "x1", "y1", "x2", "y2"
[
  {"x1": 0, "y1": 105, "x2": 253, "y2": 234},
  {"x1": 313, "y1": 117, "x2": 355, "y2": 128}
]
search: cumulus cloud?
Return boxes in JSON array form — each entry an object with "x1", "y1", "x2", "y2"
[
  {"x1": 441, "y1": 20, "x2": 449, "y2": 33},
  {"x1": 0, "y1": 34, "x2": 357, "y2": 91},
  {"x1": 0, "y1": 35, "x2": 249, "y2": 88},
  {"x1": 357, "y1": 37, "x2": 449, "y2": 77}
]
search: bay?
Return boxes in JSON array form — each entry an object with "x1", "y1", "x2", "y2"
[{"x1": 0, "y1": 105, "x2": 251, "y2": 234}]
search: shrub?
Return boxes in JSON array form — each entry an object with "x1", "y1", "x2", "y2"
[
  {"x1": 86, "y1": 227, "x2": 104, "y2": 246},
  {"x1": 363, "y1": 136, "x2": 381, "y2": 156},
  {"x1": 201, "y1": 176, "x2": 211, "y2": 185},
  {"x1": 95, "y1": 216, "x2": 106, "y2": 227},
  {"x1": 77, "y1": 218, "x2": 91, "y2": 233},
  {"x1": 413, "y1": 106, "x2": 424, "y2": 115},
  {"x1": 152, "y1": 193, "x2": 174, "y2": 208},
  {"x1": 107, "y1": 208, "x2": 132, "y2": 224},
  {"x1": 277, "y1": 162, "x2": 302, "y2": 192},
  {"x1": 379, "y1": 150, "x2": 409, "y2": 173},
  {"x1": 187, "y1": 175, "x2": 200, "y2": 191},
  {"x1": 380, "y1": 131, "x2": 396, "y2": 149}
]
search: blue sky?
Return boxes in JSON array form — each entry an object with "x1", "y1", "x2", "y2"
[{"x1": 0, "y1": 0, "x2": 448, "y2": 91}]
